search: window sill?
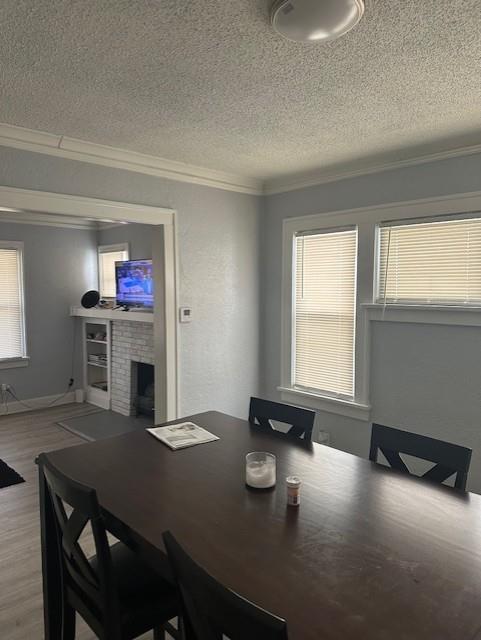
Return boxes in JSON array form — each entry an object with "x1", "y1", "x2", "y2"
[
  {"x1": 0, "y1": 357, "x2": 29, "y2": 370},
  {"x1": 277, "y1": 386, "x2": 371, "y2": 421},
  {"x1": 363, "y1": 303, "x2": 481, "y2": 327}
]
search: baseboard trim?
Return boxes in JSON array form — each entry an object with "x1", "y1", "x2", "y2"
[{"x1": 0, "y1": 391, "x2": 77, "y2": 416}]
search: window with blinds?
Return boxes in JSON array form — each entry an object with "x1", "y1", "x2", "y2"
[
  {"x1": 0, "y1": 244, "x2": 26, "y2": 360},
  {"x1": 293, "y1": 228, "x2": 357, "y2": 399},
  {"x1": 377, "y1": 217, "x2": 481, "y2": 305},
  {"x1": 98, "y1": 244, "x2": 129, "y2": 298}
]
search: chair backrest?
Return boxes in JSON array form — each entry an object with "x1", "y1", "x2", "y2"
[
  {"x1": 369, "y1": 424, "x2": 472, "y2": 491},
  {"x1": 163, "y1": 531, "x2": 288, "y2": 640},
  {"x1": 248, "y1": 397, "x2": 315, "y2": 442},
  {"x1": 38, "y1": 453, "x2": 120, "y2": 633}
]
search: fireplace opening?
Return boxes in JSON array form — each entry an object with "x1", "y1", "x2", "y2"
[{"x1": 135, "y1": 362, "x2": 155, "y2": 417}]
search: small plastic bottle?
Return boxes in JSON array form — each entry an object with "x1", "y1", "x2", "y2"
[{"x1": 286, "y1": 476, "x2": 301, "y2": 506}]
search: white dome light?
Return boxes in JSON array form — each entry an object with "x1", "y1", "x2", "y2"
[{"x1": 270, "y1": 0, "x2": 365, "y2": 43}]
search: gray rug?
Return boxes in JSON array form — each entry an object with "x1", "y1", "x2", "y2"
[{"x1": 57, "y1": 409, "x2": 153, "y2": 441}]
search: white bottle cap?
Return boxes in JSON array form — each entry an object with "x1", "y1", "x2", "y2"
[{"x1": 286, "y1": 475, "x2": 301, "y2": 487}]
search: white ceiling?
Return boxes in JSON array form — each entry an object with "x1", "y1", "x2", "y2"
[{"x1": 0, "y1": 0, "x2": 480, "y2": 184}]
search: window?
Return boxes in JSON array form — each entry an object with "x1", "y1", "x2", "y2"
[
  {"x1": 0, "y1": 242, "x2": 27, "y2": 361},
  {"x1": 378, "y1": 217, "x2": 481, "y2": 305},
  {"x1": 293, "y1": 228, "x2": 357, "y2": 399},
  {"x1": 98, "y1": 244, "x2": 129, "y2": 298}
]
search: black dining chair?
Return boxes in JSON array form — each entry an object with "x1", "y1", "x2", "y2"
[
  {"x1": 163, "y1": 531, "x2": 288, "y2": 640},
  {"x1": 248, "y1": 397, "x2": 315, "y2": 442},
  {"x1": 38, "y1": 453, "x2": 179, "y2": 640},
  {"x1": 369, "y1": 423, "x2": 472, "y2": 491}
]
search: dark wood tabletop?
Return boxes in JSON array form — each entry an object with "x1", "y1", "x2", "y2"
[{"x1": 43, "y1": 411, "x2": 481, "y2": 640}]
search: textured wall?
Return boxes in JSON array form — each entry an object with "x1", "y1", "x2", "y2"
[
  {"x1": 97, "y1": 223, "x2": 153, "y2": 260},
  {"x1": 0, "y1": 220, "x2": 98, "y2": 399},
  {"x1": 0, "y1": 146, "x2": 261, "y2": 419},
  {"x1": 370, "y1": 321, "x2": 481, "y2": 491},
  {"x1": 262, "y1": 151, "x2": 481, "y2": 492}
]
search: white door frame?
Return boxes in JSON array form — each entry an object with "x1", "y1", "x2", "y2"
[{"x1": 0, "y1": 185, "x2": 179, "y2": 422}]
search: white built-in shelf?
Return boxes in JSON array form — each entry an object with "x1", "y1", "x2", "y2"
[
  {"x1": 71, "y1": 306, "x2": 153, "y2": 323},
  {"x1": 83, "y1": 317, "x2": 111, "y2": 410}
]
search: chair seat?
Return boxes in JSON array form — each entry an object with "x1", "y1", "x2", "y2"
[{"x1": 91, "y1": 542, "x2": 178, "y2": 639}]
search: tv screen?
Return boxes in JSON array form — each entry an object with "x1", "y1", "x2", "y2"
[{"x1": 115, "y1": 259, "x2": 154, "y2": 308}]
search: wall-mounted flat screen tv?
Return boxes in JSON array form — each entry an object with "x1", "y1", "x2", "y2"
[{"x1": 115, "y1": 259, "x2": 153, "y2": 308}]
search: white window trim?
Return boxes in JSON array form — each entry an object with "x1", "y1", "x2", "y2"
[
  {"x1": 98, "y1": 242, "x2": 130, "y2": 254},
  {"x1": 97, "y1": 243, "x2": 129, "y2": 299},
  {"x1": 280, "y1": 191, "x2": 481, "y2": 423},
  {"x1": 0, "y1": 240, "x2": 28, "y2": 367},
  {"x1": 0, "y1": 357, "x2": 29, "y2": 370},
  {"x1": 281, "y1": 217, "x2": 371, "y2": 421},
  {"x1": 363, "y1": 303, "x2": 481, "y2": 327}
]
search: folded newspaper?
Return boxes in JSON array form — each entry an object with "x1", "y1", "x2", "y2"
[{"x1": 147, "y1": 422, "x2": 219, "y2": 450}]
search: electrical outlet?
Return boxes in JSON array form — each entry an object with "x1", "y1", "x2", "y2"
[{"x1": 318, "y1": 430, "x2": 330, "y2": 445}]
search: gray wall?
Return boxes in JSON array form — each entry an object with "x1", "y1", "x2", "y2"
[
  {"x1": 97, "y1": 223, "x2": 153, "y2": 260},
  {"x1": 262, "y1": 151, "x2": 481, "y2": 492},
  {"x1": 0, "y1": 146, "x2": 261, "y2": 419},
  {"x1": 2, "y1": 140, "x2": 481, "y2": 491},
  {"x1": 0, "y1": 220, "x2": 97, "y2": 398}
]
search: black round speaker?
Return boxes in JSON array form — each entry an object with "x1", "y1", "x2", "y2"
[{"x1": 81, "y1": 290, "x2": 100, "y2": 309}]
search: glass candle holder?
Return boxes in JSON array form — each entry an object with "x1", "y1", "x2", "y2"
[{"x1": 245, "y1": 452, "x2": 276, "y2": 489}]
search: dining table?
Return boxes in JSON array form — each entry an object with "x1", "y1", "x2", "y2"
[{"x1": 39, "y1": 411, "x2": 481, "y2": 640}]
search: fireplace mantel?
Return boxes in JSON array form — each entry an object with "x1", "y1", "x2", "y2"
[{"x1": 71, "y1": 306, "x2": 153, "y2": 323}]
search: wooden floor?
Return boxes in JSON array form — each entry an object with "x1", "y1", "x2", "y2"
[{"x1": 0, "y1": 403, "x2": 156, "y2": 640}]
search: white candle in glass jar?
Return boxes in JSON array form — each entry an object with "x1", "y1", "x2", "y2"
[{"x1": 245, "y1": 452, "x2": 276, "y2": 489}]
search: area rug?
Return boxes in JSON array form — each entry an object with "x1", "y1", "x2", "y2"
[
  {"x1": 57, "y1": 409, "x2": 153, "y2": 442},
  {"x1": 0, "y1": 458, "x2": 25, "y2": 489}
]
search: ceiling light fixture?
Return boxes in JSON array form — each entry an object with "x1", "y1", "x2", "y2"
[{"x1": 270, "y1": 0, "x2": 365, "y2": 43}]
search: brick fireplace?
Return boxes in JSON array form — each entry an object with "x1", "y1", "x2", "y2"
[{"x1": 111, "y1": 320, "x2": 154, "y2": 416}]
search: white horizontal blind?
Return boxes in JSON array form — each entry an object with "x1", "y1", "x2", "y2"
[
  {"x1": 378, "y1": 217, "x2": 481, "y2": 304},
  {"x1": 0, "y1": 246, "x2": 26, "y2": 359},
  {"x1": 98, "y1": 248, "x2": 128, "y2": 298},
  {"x1": 293, "y1": 228, "x2": 357, "y2": 398}
]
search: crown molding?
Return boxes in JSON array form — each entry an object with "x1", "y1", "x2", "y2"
[
  {"x1": 0, "y1": 209, "x2": 98, "y2": 230},
  {"x1": 0, "y1": 185, "x2": 175, "y2": 226},
  {"x1": 0, "y1": 214, "x2": 130, "y2": 230},
  {"x1": 0, "y1": 123, "x2": 263, "y2": 196},
  {"x1": 95, "y1": 221, "x2": 129, "y2": 230},
  {"x1": 262, "y1": 143, "x2": 481, "y2": 195},
  {"x1": 1, "y1": 123, "x2": 480, "y2": 198},
  {"x1": 281, "y1": 190, "x2": 481, "y2": 230}
]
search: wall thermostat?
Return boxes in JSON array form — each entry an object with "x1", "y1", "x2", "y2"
[{"x1": 179, "y1": 307, "x2": 192, "y2": 323}]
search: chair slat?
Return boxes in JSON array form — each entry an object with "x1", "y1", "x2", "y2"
[
  {"x1": 370, "y1": 424, "x2": 472, "y2": 491},
  {"x1": 422, "y1": 464, "x2": 455, "y2": 485},
  {"x1": 379, "y1": 447, "x2": 410, "y2": 475},
  {"x1": 39, "y1": 453, "x2": 121, "y2": 635},
  {"x1": 249, "y1": 397, "x2": 315, "y2": 442}
]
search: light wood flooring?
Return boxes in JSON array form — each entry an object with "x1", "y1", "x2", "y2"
[{"x1": 0, "y1": 403, "x2": 156, "y2": 640}]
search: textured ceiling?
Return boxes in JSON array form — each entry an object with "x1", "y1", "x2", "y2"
[{"x1": 0, "y1": 0, "x2": 480, "y2": 182}]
